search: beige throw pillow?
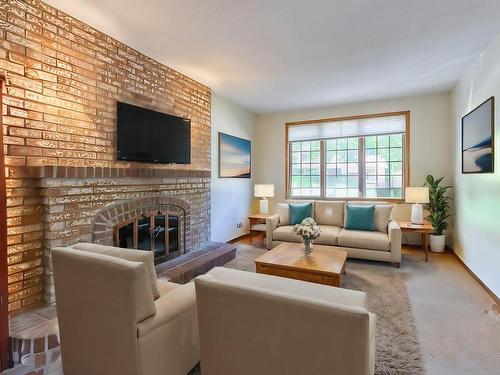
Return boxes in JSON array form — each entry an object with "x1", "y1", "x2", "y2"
[
  {"x1": 314, "y1": 201, "x2": 345, "y2": 227},
  {"x1": 277, "y1": 203, "x2": 290, "y2": 225}
]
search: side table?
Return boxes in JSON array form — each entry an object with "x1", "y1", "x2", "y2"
[
  {"x1": 399, "y1": 222, "x2": 434, "y2": 262},
  {"x1": 248, "y1": 213, "x2": 273, "y2": 245}
]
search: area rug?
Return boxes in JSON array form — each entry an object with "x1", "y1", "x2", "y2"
[{"x1": 222, "y1": 244, "x2": 425, "y2": 375}]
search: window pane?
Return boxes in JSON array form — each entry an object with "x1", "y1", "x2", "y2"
[
  {"x1": 336, "y1": 176, "x2": 347, "y2": 188},
  {"x1": 311, "y1": 164, "x2": 321, "y2": 175},
  {"x1": 377, "y1": 189, "x2": 391, "y2": 197},
  {"x1": 348, "y1": 163, "x2": 358, "y2": 175},
  {"x1": 390, "y1": 134, "x2": 403, "y2": 147},
  {"x1": 326, "y1": 164, "x2": 337, "y2": 175},
  {"x1": 311, "y1": 151, "x2": 321, "y2": 163},
  {"x1": 326, "y1": 139, "x2": 337, "y2": 150},
  {"x1": 311, "y1": 176, "x2": 320, "y2": 188},
  {"x1": 337, "y1": 163, "x2": 348, "y2": 175},
  {"x1": 289, "y1": 141, "x2": 319, "y2": 197},
  {"x1": 348, "y1": 138, "x2": 359, "y2": 149},
  {"x1": 365, "y1": 149, "x2": 376, "y2": 162},
  {"x1": 326, "y1": 151, "x2": 336, "y2": 163},
  {"x1": 365, "y1": 163, "x2": 377, "y2": 175},
  {"x1": 390, "y1": 162, "x2": 403, "y2": 175},
  {"x1": 335, "y1": 189, "x2": 347, "y2": 197},
  {"x1": 377, "y1": 175, "x2": 390, "y2": 188},
  {"x1": 378, "y1": 135, "x2": 389, "y2": 147},
  {"x1": 366, "y1": 175, "x2": 376, "y2": 184},
  {"x1": 377, "y1": 162, "x2": 389, "y2": 175},
  {"x1": 365, "y1": 136, "x2": 377, "y2": 148},
  {"x1": 391, "y1": 176, "x2": 403, "y2": 188},
  {"x1": 337, "y1": 138, "x2": 348, "y2": 149},
  {"x1": 363, "y1": 132, "x2": 404, "y2": 198},
  {"x1": 301, "y1": 176, "x2": 311, "y2": 187},
  {"x1": 348, "y1": 189, "x2": 359, "y2": 197},
  {"x1": 348, "y1": 176, "x2": 358, "y2": 188},
  {"x1": 337, "y1": 150, "x2": 347, "y2": 162},
  {"x1": 390, "y1": 148, "x2": 402, "y2": 161},
  {"x1": 377, "y1": 148, "x2": 389, "y2": 162},
  {"x1": 347, "y1": 150, "x2": 358, "y2": 162},
  {"x1": 391, "y1": 188, "x2": 402, "y2": 197}
]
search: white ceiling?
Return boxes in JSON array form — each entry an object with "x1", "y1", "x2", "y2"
[{"x1": 45, "y1": 0, "x2": 500, "y2": 114}]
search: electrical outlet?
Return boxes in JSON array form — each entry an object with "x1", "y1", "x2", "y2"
[{"x1": 236, "y1": 222, "x2": 243, "y2": 228}]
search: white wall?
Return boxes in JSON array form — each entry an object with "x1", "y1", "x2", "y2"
[
  {"x1": 451, "y1": 34, "x2": 500, "y2": 298},
  {"x1": 254, "y1": 92, "x2": 453, "y2": 223},
  {"x1": 211, "y1": 93, "x2": 257, "y2": 242}
]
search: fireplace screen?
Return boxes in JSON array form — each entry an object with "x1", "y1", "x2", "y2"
[{"x1": 115, "y1": 211, "x2": 182, "y2": 262}]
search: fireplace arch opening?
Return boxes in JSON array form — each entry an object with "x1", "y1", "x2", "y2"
[{"x1": 91, "y1": 195, "x2": 190, "y2": 262}]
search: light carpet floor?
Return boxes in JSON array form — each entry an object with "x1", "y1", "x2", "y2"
[
  {"x1": 4, "y1": 245, "x2": 499, "y2": 375},
  {"x1": 226, "y1": 243, "x2": 500, "y2": 375},
  {"x1": 224, "y1": 245, "x2": 425, "y2": 375}
]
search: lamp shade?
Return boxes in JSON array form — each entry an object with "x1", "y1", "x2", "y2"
[
  {"x1": 254, "y1": 184, "x2": 274, "y2": 198},
  {"x1": 405, "y1": 187, "x2": 429, "y2": 204}
]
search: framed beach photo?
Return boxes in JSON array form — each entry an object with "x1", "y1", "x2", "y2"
[
  {"x1": 462, "y1": 97, "x2": 495, "y2": 174},
  {"x1": 218, "y1": 132, "x2": 251, "y2": 178}
]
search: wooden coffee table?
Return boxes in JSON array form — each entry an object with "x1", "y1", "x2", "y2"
[{"x1": 254, "y1": 242, "x2": 347, "y2": 287}]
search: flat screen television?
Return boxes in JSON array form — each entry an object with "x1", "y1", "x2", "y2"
[{"x1": 116, "y1": 102, "x2": 191, "y2": 164}]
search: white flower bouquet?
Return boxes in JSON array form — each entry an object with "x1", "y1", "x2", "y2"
[{"x1": 292, "y1": 217, "x2": 321, "y2": 256}]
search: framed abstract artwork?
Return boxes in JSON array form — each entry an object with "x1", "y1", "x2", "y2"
[
  {"x1": 218, "y1": 132, "x2": 251, "y2": 178},
  {"x1": 462, "y1": 96, "x2": 495, "y2": 173}
]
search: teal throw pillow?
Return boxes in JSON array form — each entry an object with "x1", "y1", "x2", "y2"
[
  {"x1": 345, "y1": 204, "x2": 375, "y2": 231},
  {"x1": 289, "y1": 203, "x2": 313, "y2": 225}
]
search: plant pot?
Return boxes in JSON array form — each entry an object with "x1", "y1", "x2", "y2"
[{"x1": 430, "y1": 234, "x2": 445, "y2": 252}]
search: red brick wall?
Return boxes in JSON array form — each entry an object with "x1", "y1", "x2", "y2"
[{"x1": 1, "y1": 0, "x2": 212, "y2": 311}]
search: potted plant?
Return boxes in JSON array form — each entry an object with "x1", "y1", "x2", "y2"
[
  {"x1": 292, "y1": 217, "x2": 321, "y2": 257},
  {"x1": 424, "y1": 175, "x2": 452, "y2": 252}
]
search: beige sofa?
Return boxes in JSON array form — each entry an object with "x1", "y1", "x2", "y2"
[
  {"x1": 51, "y1": 243, "x2": 199, "y2": 375},
  {"x1": 266, "y1": 201, "x2": 401, "y2": 266},
  {"x1": 195, "y1": 267, "x2": 376, "y2": 375}
]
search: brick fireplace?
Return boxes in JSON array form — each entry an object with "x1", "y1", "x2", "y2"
[
  {"x1": 2, "y1": 0, "x2": 212, "y2": 312},
  {"x1": 8, "y1": 166, "x2": 211, "y2": 306}
]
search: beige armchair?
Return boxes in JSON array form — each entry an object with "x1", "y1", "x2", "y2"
[
  {"x1": 195, "y1": 267, "x2": 376, "y2": 375},
  {"x1": 51, "y1": 243, "x2": 199, "y2": 375}
]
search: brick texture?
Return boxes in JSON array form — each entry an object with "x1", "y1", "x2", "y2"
[
  {"x1": 1, "y1": 0, "x2": 212, "y2": 312},
  {"x1": 40, "y1": 176, "x2": 210, "y2": 303}
]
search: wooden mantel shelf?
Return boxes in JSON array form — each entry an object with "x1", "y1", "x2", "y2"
[{"x1": 6, "y1": 166, "x2": 211, "y2": 179}]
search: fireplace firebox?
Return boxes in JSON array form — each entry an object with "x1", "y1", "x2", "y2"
[{"x1": 115, "y1": 210, "x2": 183, "y2": 263}]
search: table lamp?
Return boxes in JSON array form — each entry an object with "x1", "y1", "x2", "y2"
[
  {"x1": 254, "y1": 184, "x2": 274, "y2": 214},
  {"x1": 405, "y1": 187, "x2": 429, "y2": 224}
]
